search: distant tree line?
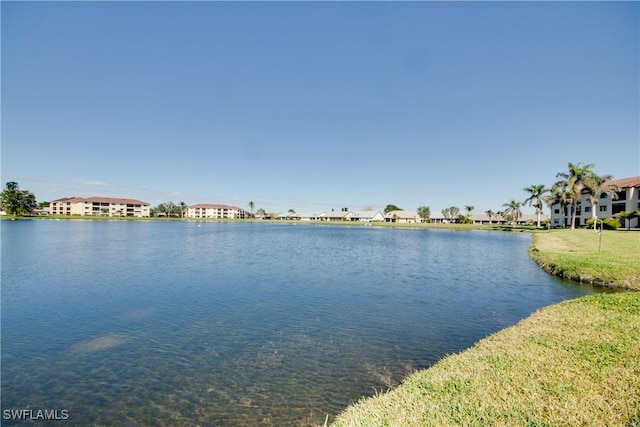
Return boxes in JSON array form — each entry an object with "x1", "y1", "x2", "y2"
[{"x1": 4, "y1": 162, "x2": 638, "y2": 229}]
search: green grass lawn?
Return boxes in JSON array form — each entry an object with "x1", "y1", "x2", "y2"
[
  {"x1": 530, "y1": 229, "x2": 640, "y2": 290},
  {"x1": 332, "y1": 292, "x2": 640, "y2": 427}
]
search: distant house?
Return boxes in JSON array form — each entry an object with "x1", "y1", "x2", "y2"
[
  {"x1": 322, "y1": 211, "x2": 351, "y2": 221},
  {"x1": 49, "y1": 197, "x2": 150, "y2": 217},
  {"x1": 187, "y1": 204, "x2": 247, "y2": 219},
  {"x1": 429, "y1": 213, "x2": 448, "y2": 224},
  {"x1": 549, "y1": 176, "x2": 640, "y2": 228},
  {"x1": 384, "y1": 210, "x2": 421, "y2": 223},
  {"x1": 292, "y1": 212, "x2": 323, "y2": 221},
  {"x1": 349, "y1": 210, "x2": 384, "y2": 222}
]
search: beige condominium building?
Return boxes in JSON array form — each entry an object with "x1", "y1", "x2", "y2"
[
  {"x1": 187, "y1": 204, "x2": 247, "y2": 219},
  {"x1": 50, "y1": 197, "x2": 150, "y2": 217},
  {"x1": 550, "y1": 176, "x2": 640, "y2": 228}
]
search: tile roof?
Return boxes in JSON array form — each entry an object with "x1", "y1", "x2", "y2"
[
  {"x1": 50, "y1": 197, "x2": 86, "y2": 203},
  {"x1": 609, "y1": 176, "x2": 640, "y2": 188},
  {"x1": 85, "y1": 197, "x2": 149, "y2": 205}
]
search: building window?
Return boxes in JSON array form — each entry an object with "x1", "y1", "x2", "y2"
[
  {"x1": 554, "y1": 209, "x2": 560, "y2": 214},
  {"x1": 584, "y1": 206, "x2": 591, "y2": 213},
  {"x1": 612, "y1": 203, "x2": 626, "y2": 215},
  {"x1": 616, "y1": 190, "x2": 627, "y2": 200},
  {"x1": 599, "y1": 206, "x2": 607, "y2": 212}
]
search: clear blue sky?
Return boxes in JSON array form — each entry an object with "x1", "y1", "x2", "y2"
[{"x1": 2, "y1": 1, "x2": 638, "y2": 214}]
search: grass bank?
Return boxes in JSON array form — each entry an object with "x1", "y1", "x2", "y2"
[
  {"x1": 530, "y1": 229, "x2": 640, "y2": 290},
  {"x1": 333, "y1": 292, "x2": 640, "y2": 426}
]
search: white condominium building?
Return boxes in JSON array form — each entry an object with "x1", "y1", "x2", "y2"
[
  {"x1": 550, "y1": 176, "x2": 640, "y2": 228},
  {"x1": 50, "y1": 197, "x2": 150, "y2": 217},
  {"x1": 187, "y1": 204, "x2": 247, "y2": 219}
]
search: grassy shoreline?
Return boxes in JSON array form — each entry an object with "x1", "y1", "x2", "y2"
[
  {"x1": 331, "y1": 229, "x2": 640, "y2": 426},
  {"x1": 332, "y1": 292, "x2": 640, "y2": 426},
  {"x1": 529, "y1": 229, "x2": 640, "y2": 291}
]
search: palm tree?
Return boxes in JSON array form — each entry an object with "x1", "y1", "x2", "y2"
[
  {"x1": 555, "y1": 162, "x2": 595, "y2": 229},
  {"x1": 464, "y1": 205, "x2": 474, "y2": 221},
  {"x1": 485, "y1": 209, "x2": 495, "y2": 225},
  {"x1": 581, "y1": 174, "x2": 618, "y2": 230},
  {"x1": 523, "y1": 184, "x2": 550, "y2": 228},
  {"x1": 502, "y1": 200, "x2": 522, "y2": 225},
  {"x1": 247, "y1": 201, "x2": 255, "y2": 218},
  {"x1": 616, "y1": 211, "x2": 639, "y2": 231},
  {"x1": 179, "y1": 201, "x2": 187, "y2": 219},
  {"x1": 547, "y1": 181, "x2": 573, "y2": 228}
]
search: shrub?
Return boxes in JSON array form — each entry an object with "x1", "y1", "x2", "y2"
[
  {"x1": 457, "y1": 214, "x2": 473, "y2": 224},
  {"x1": 585, "y1": 217, "x2": 620, "y2": 230}
]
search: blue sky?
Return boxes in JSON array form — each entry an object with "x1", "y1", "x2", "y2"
[{"x1": 2, "y1": 1, "x2": 638, "y2": 214}]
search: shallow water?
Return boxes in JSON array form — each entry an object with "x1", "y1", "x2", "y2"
[{"x1": 1, "y1": 221, "x2": 605, "y2": 425}]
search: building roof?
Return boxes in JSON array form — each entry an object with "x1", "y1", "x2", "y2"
[
  {"x1": 190, "y1": 204, "x2": 243, "y2": 210},
  {"x1": 609, "y1": 176, "x2": 640, "y2": 188},
  {"x1": 384, "y1": 210, "x2": 420, "y2": 219},
  {"x1": 350, "y1": 210, "x2": 382, "y2": 218},
  {"x1": 85, "y1": 197, "x2": 148, "y2": 205},
  {"x1": 324, "y1": 211, "x2": 350, "y2": 218},
  {"x1": 51, "y1": 196, "x2": 149, "y2": 205},
  {"x1": 294, "y1": 212, "x2": 322, "y2": 218},
  {"x1": 50, "y1": 197, "x2": 86, "y2": 203}
]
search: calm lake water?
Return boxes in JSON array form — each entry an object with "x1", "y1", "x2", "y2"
[{"x1": 1, "y1": 220, "x2": 605, "y2": 426}]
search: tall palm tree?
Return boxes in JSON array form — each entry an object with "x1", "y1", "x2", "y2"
[
  {"x1": 502, "y1": 200, "x2": 522, "y2": 225},
  {"x1": 485, "y1": 209, "x2": 495, "y2": 225},
  {"x1": 523, "y1": 184, "x2": 550, "y2": 228},
  {"x1": 555, "y1": 162, "x2": 595, "y2": 229},
  {"x1": 581, "y1": 174, "x2": 618, "y2": 230},
  {"x1": 548, "y1": 181, "x2": 573, "y2": 228},
  {"x1": 464, "y1": 205, "x2": 474, "y2": 219},
  {"x1": 179, "y1": 201, "x2": 187, "y2": 219},
  {"x1": 247, "y1": 201, "x2": 255, "y2": 218}
]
